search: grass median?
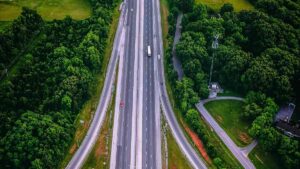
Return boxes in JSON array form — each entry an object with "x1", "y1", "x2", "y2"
[
  {"x1": 82, "y1": 82, "x2": 116, "y2": 169},
  {"x1": 165, "y1": 123, "x2": 193, "y2": 169}
]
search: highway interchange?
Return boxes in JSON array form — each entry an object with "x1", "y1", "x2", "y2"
[{"x1": 66, "y1": 0, "x2": 256, "y2": 168}]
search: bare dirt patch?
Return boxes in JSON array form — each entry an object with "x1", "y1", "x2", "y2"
[
  {"x1": 95, "y1": 136, "x2": 105, "y2": 157},
  {"x1": 183, "y1": 122, "x2": 212, "y2": 164},
  {"x1": 69, "y1": 143, "x2": 77, "y2": 154},
  {"x1": 170, "y1": 164, "x2": 177, "y2": 169},
  {"x1": 239, "y1": 131, "x2": 252, "y2": 144}
]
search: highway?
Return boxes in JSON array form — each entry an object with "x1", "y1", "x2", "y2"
[
  {"x1": 110, "y1": 0, "x2": 139, "y2": 168},
  {"x1": 142, "y1": 0, "x2": 161, "y2": 168},
  {"x1": 152, "y1": 0, "x2": 207, "y2": 168},
  {"x1": 66, "y1": 2, "x2": 126, "y2": 168},
  {"x1": 67, "y1": 0, "x2": 209, "y2": 168},
  {"x1": 196, "y1": 97, "x2": 256, "y2": 169}
]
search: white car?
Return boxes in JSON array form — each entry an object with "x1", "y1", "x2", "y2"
[{"x1": 147, "y1": 45, "x2": 151, "y2": 57}]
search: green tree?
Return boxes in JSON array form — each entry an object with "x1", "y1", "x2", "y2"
[
  {"x1": 242, "y1": 57, "x2": 277, "y2": 95},
  {"x1": 0, "y1": 112, "x2": 72, "y2": 168},
  {"x1": 175, "y1": 78, "x2": 199, "y2": 112},
  {"x1": 220, "y1": 3, "x2": 234, "y2": 15},
  {"x1": 175, "y1": 0, "x2": 194, "y2": 12}
]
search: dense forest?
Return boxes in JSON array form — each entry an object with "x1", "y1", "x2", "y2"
[
  {"x1": 165, "y1": 0, "x2": 300, "y2": 168},
  {"x1": 0, "y1": 0, "x2": 117, "y2": 168}
]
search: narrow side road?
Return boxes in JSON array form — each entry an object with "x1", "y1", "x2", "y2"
[{"x1": 196, "y1": 96, "x2": 256, "y2": 169}]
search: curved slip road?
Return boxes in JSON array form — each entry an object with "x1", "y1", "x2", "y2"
[
  {"x1": 196, "y1": 96, "x2": 256, "y2": 169},
  {"x1": 153, "y1": 0, "x2": 207, "y2": 168}
]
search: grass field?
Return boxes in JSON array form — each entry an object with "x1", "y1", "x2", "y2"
[
  {"x1": 0, "y1": 0, "x2": 91, "y2": 21},
  {"x1": 248, "y1": 145, "x2": 283, "y2": 169},
  {"x1": 204, "y1": 100, "x2": 253, "y2": 147},
  {"x1": 196, "y1": 0, "x2": 253, "y2": 11}
]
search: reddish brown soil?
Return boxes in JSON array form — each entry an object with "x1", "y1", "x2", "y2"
[
  {"x1": 183, "y1": 123, "x2": 212, "y2": 164},
  {"x1": 239, "y1": 131, "x2": 252, "y2": 144},
  {"x1": 69, "y1": 143, "x2": 77, "y2": 154},
  {"x1": 170, "y1": 164, "x2": 177, "y2": 169},
  {"x1": 95, "y1": 134, "x2": 106, "y2": 157}
]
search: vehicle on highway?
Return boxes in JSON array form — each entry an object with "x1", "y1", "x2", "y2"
[
  {"x1": 120, "y1": 101, "x2": 124, "y2": 108},
  {"x1": 147, "y1": 45, "x2": 151, "y2": 56},
  {"x1": 158, "y1": 54, "x2": 160, "y2": 60}
]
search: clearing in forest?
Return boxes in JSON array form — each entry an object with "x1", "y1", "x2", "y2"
[
  {"x1": 204, "y1": 99, "x2": 253, "y2": 147},
  {"x1": 0, "y1": 0, "x2": 91, "y2": 21},
  {"x1": 196, "y1": 0, "x2": 253, "y2": 11}
]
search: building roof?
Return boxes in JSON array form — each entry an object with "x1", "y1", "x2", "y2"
[
  {"x1": 276, "y1": 120, "x2": 300, "y2": 137},
  {"x1": 275, "y1": 104, "x2": 295, "y2": 122}
]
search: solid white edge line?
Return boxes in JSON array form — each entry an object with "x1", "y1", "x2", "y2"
[
  {"x1": 130, "y1": 0, "x2": 140, "y2": 167},
  {"x1": 109, "y1": 13, "x2": 127, "y2": 169},
  {"x1": 152, "y1": 0, "x2": 162, "y2": 167}
]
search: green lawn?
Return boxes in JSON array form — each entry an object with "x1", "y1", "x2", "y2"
[
  {"x1": 204, "y1": 100, "x2": 253, "y2": 147},
  {"x1": 196, "y1": 0, "x2": 254, "y2": 11},
  {"x1": 249, "y1": 145, "x2": 283, "y2": 169},
  {"x1": 0, "y1": 0, "x2": 91, "y2": 21}
]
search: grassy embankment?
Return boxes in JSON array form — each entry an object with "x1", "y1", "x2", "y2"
[
  {"x1": 204, "y1": 100, "x2": 252, "y2": 147},
  {"x1": 82, "y1": 82, "x2": 116, "y2": 169},
  {"x1": 58, "y1": 3, "x2": 121, "y2": 168},
  {"x1": 0, "y1": 0, "x2": 91, "y2": 21},
  {"x1": 204, "y1": 100, "x2": 283, "y2": 169},
  {"x1": 196, "y1": 0, "x2": 253, "y2": 11},
  {"x1": 161, "y1": 116, "x2": 192, "y2": 169},
  {"x1": 160, "y1": 0, "x2": 242, "y2": 168}
]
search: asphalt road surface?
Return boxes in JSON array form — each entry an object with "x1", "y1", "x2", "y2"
[
  {"x1": 114, "y1": 0, "x2": 138, "y2": 168},
  {"x1": 196, "y1": 97, "x2": 256, "y2": 169},
  {"x1": 142, "y1": 0, "x2": 160, "y2": 168}
]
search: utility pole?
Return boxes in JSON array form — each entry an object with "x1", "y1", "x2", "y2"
[{"x1": 209, "y1": 34, "x2": 219, "y2": 85}]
